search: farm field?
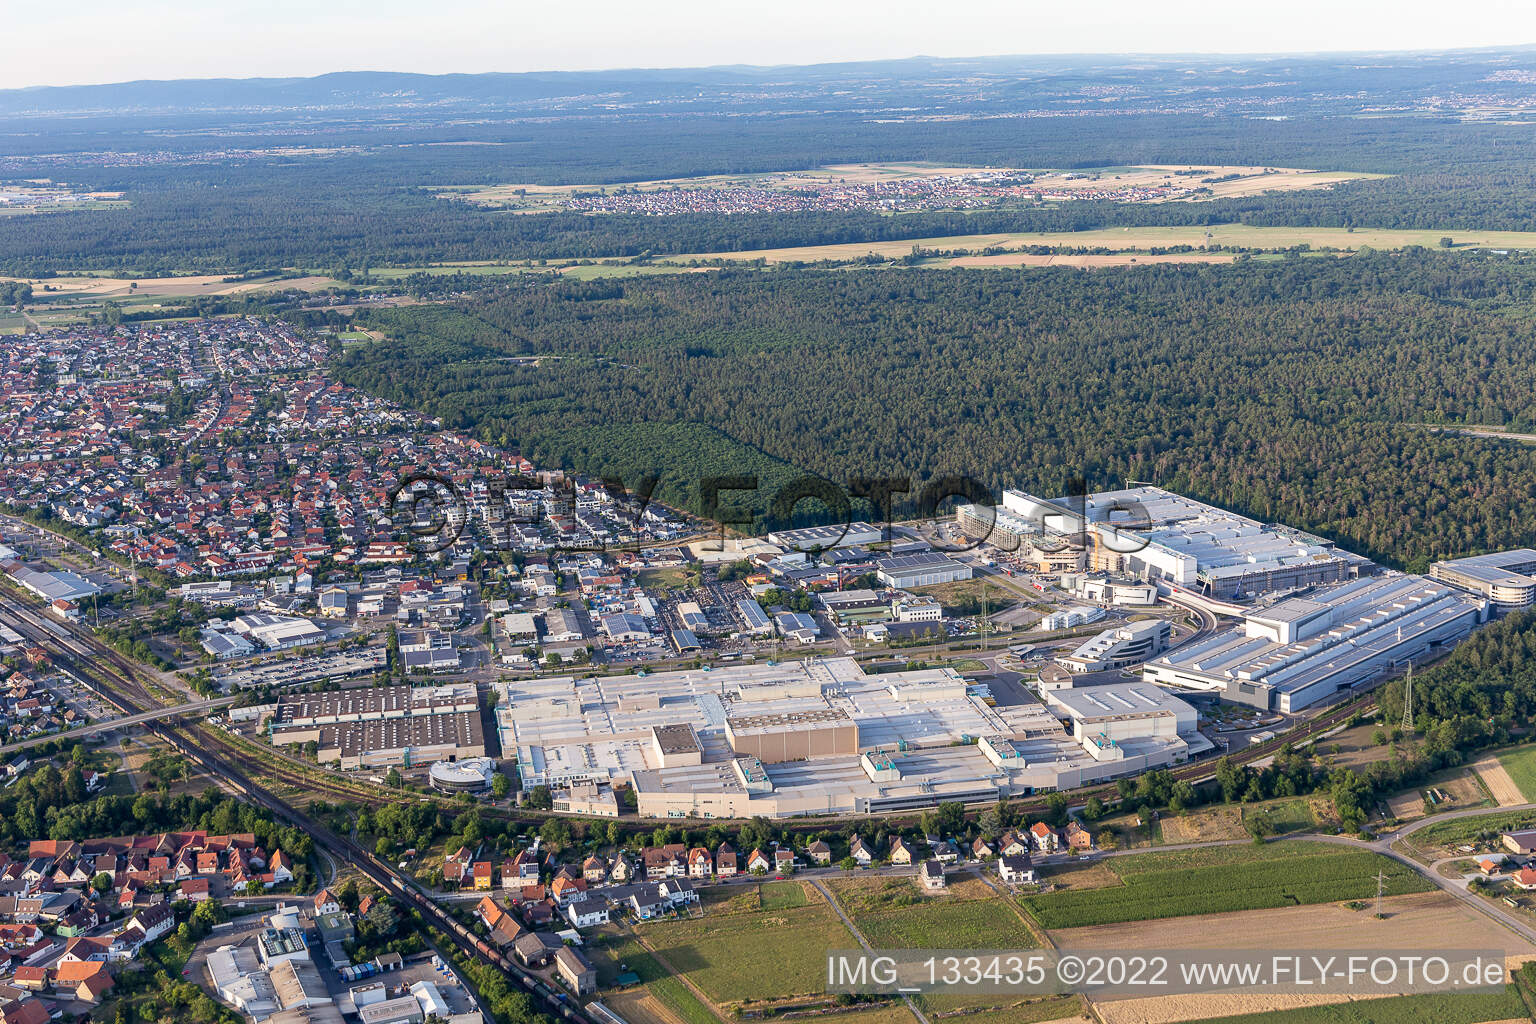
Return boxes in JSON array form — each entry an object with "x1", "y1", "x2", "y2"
[
  {"x1": 0, "y1": 272, "x2": 340, "y2": 300},
  {"x1": 1050, "y1": 889, "x2": 1533, "y2": 958},
  {"x1": 588, "y1": 932, "x2": 720, "y2": 1024},
  {"x1": 851, "y1": 892, "x2": 1038, "y2": 950},
  {"x1": 659, "y1": 224, "x2": 1536, "y2": 265},
  {"x1": 1495, "y1": 746, "x2": 1536, "y2": 802},
  {"x1": 1069, "y1": 892, "x2": 1536, "y2": 1024},
  {"x1": 1166, "y1": 987, "x2": 1532, "y2": 1024},
  {"x1": 1387, "y1": 764, "x2": 1496, "y2": 821},
  {"x1": 918, "y1": 995, "x2": 1090, "y2": 1023},
  {"x1": 1094, "y1": 989, "x2": 1529, "y2": 1024},
  {"x1": 1024, "y1": 842, "x2": 1430, "y2": 928},
  {"x1": 638, "y1": 901, "x2": 855, "y2": 1006}
]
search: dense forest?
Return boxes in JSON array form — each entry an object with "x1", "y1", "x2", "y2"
[
  {"x1": 0, "y1": 105, "x2": 1534, "y2": 273},
  {"x1": 336, "y1": 251, "x2": 1536, "y2": 566}
]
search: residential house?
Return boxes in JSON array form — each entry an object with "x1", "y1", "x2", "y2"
[
  {"x1": 271, "y1": 850, "x2": 295, "y2": 885},
  {"x1": 476, "y1": 897, "x2": 524, "y2": 948},
  {"x1": 714, "y1": 844, "x2": 737, "y2": 878},
  {"x1": 11, "y1": 966, "x2": 46, "y2": 992},
  {"x1": 53, "y1": 960, "x2": 114, "y2": 1004},
  {"x1": 581, "y1": 856, "x2": 607, "y2": 885},
  {"x1": 687, "y1": 848, "x2": 712, "y2": 879},
  {"x1": 641, "y1": 844, "x2": 686, "y2": 879},
  {"x1": 658, "y1": 879, "x2": 698, "y2": 907},
  {"x1": 888, "y1": 837, "x2": 914, "y2": 866},
  {"x1": 444, "y1": 847, "x2": 474, "y2": 888},
  {"x1": 550, "y1": 876, "x2": 586, "y2": 906},
  {"x1": 178, "y1": 877, "x2": 211, "y2": 903},
  {"x1": 919, "y1": 860, "x2": 946, "y2": 891},
  {"x1": 849, "y1": 836, "x2": 873, "y2": 866},
  {"x1": 999, "y1": 832, "x2": 1029, "y2": 858},
  {"x1": 512, "y1": 850, "x2": 540, "y2": 882},
  {"x1": 628, "y1": 886, "x2": 667, "y2": 920},
  {"x1": 807, "y1": 840, "x2": 832, "y2": 866},
  {"x1": 565, "y1": 898, "x2": 610, "y2": 929},
  {"x1": 998, "y1": 854, "x2": 1036, "y2": 885},
  {"x1": 971, "y1": 837, "x2": 995, "y2": 860},
  {"x1": 59, "y1": 936, "x2": 111, "y2": 965},
  {"x1": 313, "y1": 888, "x2": 341, "y2": 916},
  {"x1": 1029, "y1": 823, "x2": 1060, "y2": 853},
  {"x1": 555, "y1": 946, "x2": 597, "y2": 997},
  {"x1": 1064, "y1": 822, "x2": 1093, "y2": 852},
  {"x1": 774, "y1": 849, "x2": 796, "y2": 874},
  {"x1": 746, "y1": 849, "x2": 772, "y2": 875}
]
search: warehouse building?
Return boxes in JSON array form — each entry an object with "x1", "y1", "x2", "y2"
[
  {"x1": 1143, "y1": 575, "x2": 1487, "y2": 712},
  {"x1": 2, "y1": 563, "x2": 100, "y2": 603},
  {"x1": 1046, "y1": 684, "x2": 1198, "y2": 744},
  {"x1": 875, "y1": 551, "x2": 972, "y2": 588},
  {"x1": 817, "y1": 589, "x2": 890, "y2": 624},
  {"x1": 314, "y1": 711, "x2": 486, "y2": 769},
  {"x1": 270, "y1": 683, "x2": 477, "y2": 732},
  {"x1": 268, "y1": 683, "x2": 484, "y2": 769},
  {"x1": 1429, "y1": 549, "x2": 1536, "y2": 612},
  {"x1": 233, "y1": 613, "x2": 328, "y2": 651},
  {"x1": 767, "y1": 522, "x2": 885, "y2": 551},
  {"x1": 497, "y1": 656, "x2": 1199, "y2": 819},
  {"x1": 725, "y1": 708, "x2": 859, "y2": 762},
  {"x1": 735, "y1": 599, "x2": 773, "y2": 636}
]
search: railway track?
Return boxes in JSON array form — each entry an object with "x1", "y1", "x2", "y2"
[{"x1": 0, "y1": 598, "x2": 591, "y2": 1024}]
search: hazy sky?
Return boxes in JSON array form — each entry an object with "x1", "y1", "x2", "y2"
[{"x1": 6, "y1": 0, "x2": 1536, "y2": 90}]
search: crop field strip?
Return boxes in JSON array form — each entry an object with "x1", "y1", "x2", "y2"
[{"x1": 1024, "y1": 842, "x2": 1431, "y2": 929}]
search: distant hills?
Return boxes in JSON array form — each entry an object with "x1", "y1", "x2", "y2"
[{"x1": 2, "y1": 48, "x2": 1533, "y2": 118}]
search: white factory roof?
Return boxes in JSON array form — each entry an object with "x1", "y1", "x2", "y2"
[
  {"x1": 1148, "y1": 574, "x2": 1484, "y2": 698},
  {"x1": 1049, "y1": 684, "x2": 1194, "y2": 722},
  {"x1": 498, "y1": 656, "x2": 1009, "y2": 788}
]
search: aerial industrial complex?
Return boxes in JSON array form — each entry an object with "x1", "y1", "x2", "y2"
[
  {"x1": 496, "y1": 657, "x2": 1206, "y2": 818},
  {"x1": 261, "y1": 683, "x2": 486, "y2": 769},
  {"x1": 992, "y1": 486, "x2": 1372, "y2": 600},
  {"x1": 1142, "y1": 575, "x2": 1486, "y2": 712},
  {"x1": 1429, "y1": 548, "x2": 1536, "y2": 611},
  {"x1": 950, "y1": 485, "x2": 1498, "y2": 714}
]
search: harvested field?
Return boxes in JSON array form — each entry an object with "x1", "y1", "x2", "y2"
[
  {"x1": 0, "y1": 273, "x2": 339, "y2": 299},
  {"x1": 1037, "y1": 861, "x2": 1121, "y2": 891},
  {"x1": 950, "y1": 251, "x2": 1236, "y2": 268},
  {"x1": 1099, "y1": 988, "x2": 1533, "y2": 1024},
  {"x1": 663, "y1": 225, "x2": 1536, "y2": 266},
  {"x1": 1140, "y1": 806, "x2": 1242, "y2": 844},
  {"x1": 1494, "y1": 746, "x2": 1536, "y2": 802},
  {"x1": 603, "y1": 990, "x2": 687, "y2": 1024},
  {"x1": 1051, "y1": 889, "x2": 1534, "y2": 959},
  {"x1": 1067, "y1": 892, "x2": 1536, "y2": 1024},
  {"x1": 1472, "y1": 756, "x2": 1525, "y2": 806}
]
